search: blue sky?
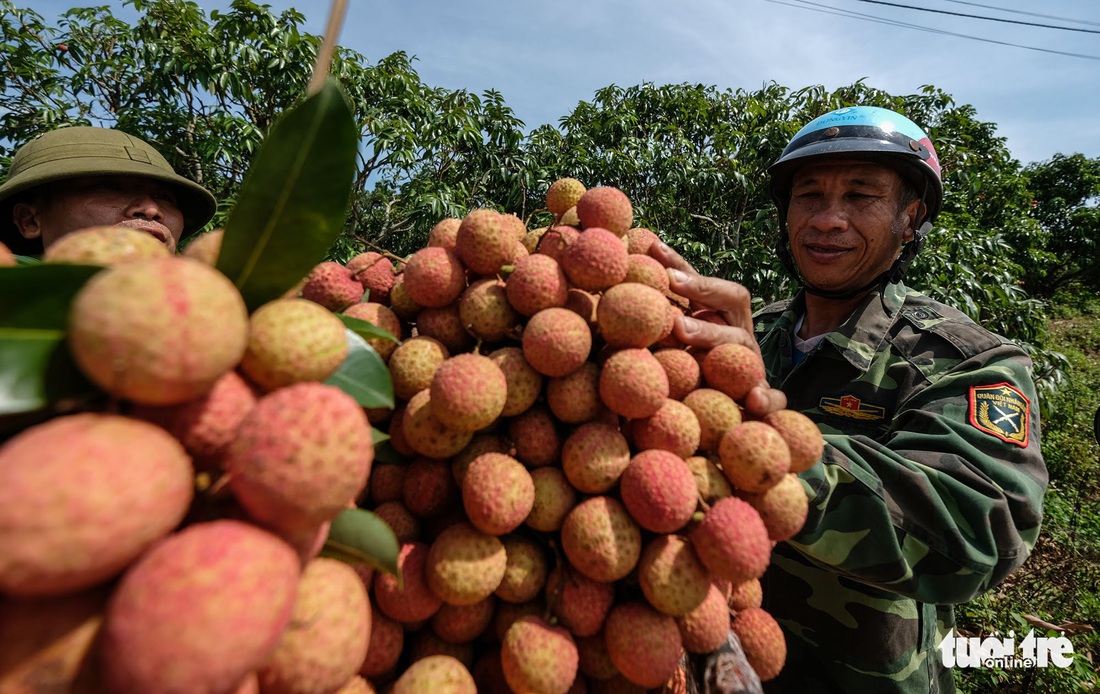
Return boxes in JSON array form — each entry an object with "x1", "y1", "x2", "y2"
[{"x1": 33, "y1": 0, "x2": 1100, "y2": 165}]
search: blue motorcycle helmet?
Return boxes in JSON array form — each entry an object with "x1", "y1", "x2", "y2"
[{"x1": 768, "y1": 106, "x2": 943, "y2": 296}]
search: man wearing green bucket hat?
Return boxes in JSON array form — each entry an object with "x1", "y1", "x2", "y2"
[{"x1": 0, "y1": 126, "x2": 217, "y2": 256}]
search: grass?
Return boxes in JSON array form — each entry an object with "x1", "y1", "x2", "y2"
[{"x1": 955, "y1": 293, "x2": 1100, "y2": 693}]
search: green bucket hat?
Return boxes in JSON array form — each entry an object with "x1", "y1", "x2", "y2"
[{"x1": 0, "y1": 126, "x2": 217, "y2": 254}]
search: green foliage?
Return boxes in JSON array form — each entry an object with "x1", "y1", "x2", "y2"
[
  {"x1": 322, "y1": 507, "x2": 400, "y2": 577},
  {"x1": 1009, "y1": 154, "x2": 1100, "y2": 299}
]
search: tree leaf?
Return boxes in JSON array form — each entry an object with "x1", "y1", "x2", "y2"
[
  {"x1": 324, "y1": 328, "x2": 394, "y2": 409},
  {"x1": 321, "y1": 507, "x2": 400, "y2": 577},
  {"x1": 372, "y1": 440, "x2": 406, "y2": 465},
  {"x1": 339, "y1": 314, "x2": 399, "y2": 344},
  {"x1": 0, "y1": 265, "x2": 102, "y2": 415},
  {"x1": 217, "y1": 78, "x2": 359, "y2": 311}
]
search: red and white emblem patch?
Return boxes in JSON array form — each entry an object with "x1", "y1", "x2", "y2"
[{"x1": 968, "y1": 383, "x2": 1030, "y2": 448}]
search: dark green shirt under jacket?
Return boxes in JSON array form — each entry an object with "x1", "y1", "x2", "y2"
[{"x1": 754, "y1": 281, "x2": 1048, "y2": 694}]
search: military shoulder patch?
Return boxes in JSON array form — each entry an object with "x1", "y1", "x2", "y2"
[{"x1": 968, "y1": 383, "x2": 1029, "y2": 447}]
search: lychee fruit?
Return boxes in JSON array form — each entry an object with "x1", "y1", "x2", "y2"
[
  {"x1": 342, "y1": 301, "x2": 402, "y2": 362},
  {"x1": 731, "y1": 607, "x2": 786, "y2": 682},
  {"x1": 560, "y1": 228, "x2": 629, "y2": 291},
  {"x1": 719, "y1": 420, "x2": 791, "y2": 493},
  {"x1": 560, "y1": 496, "x2": 641, "y2": 582},
  {"x1": 599, "y1": 348, "x2": 669, "y2": 419},
  {"x1": 603, "y1": 602, "x2": 682, "y2": 688},
  {"x1": 302, "y1": 261, "x2": 364, "y2": 311},
  {"x1": 257, "y1": 558, "x2": 370, "y2": 694},
  {"x1": 597, "y1": 282, "x2": 671, "y2": 348},
  {"x1": 564, "y1": 287, "x2": 599, "y2": 327},
  {"x1": 729, "y1": 578, "x2": 763, "y2": 612},
  {"x1": 489, "y1": 346, "x2": 542, "y2": 417},
  {"x1": 44, "y1": 225, "x2": 169, "y2": 265},
  {"x1": 653, "y1": 348, "x2": 702, "y2": 400},
  {"x1": 402, "y1": 456, "x2": 459, "y2": 519},
  {"x1": 99, "y1": 521, "x2": 300, "y2": 694},
  {"x1": 684, "y1": 454, "x2": 732, "y2": 503},
  {"x1": 374, "y1": 542, "x2": 443, "y2": 623},
  {"x1": 455, "y1": 209, "x2": 513, "y2": 276},
  {"x1": 702, "y1": 343, "x2": 766, "y2": 400},
  {"x1": 689, "y1": 497, "x2": 771, "y2": 585},
  {"x1": 428, "y1": 218, "x2": 462, "y2": 250},
  {"x1": 360, "y1": 602, "x2": 404, "y2": 676},
  {"x1": 240, "y1": 297, "x2": 348, "y2": 391},
  {"x1": 225, "y1": 382, "x2": 373, "y2": 535},
  {"x1": 637, "y1": 534, "x2": 710, "y2": 617},
  {"x1": 347, "y1": 251, "x2": 396, "y2": 304},
  {"x1": 522, "y1": 306, "x2": 592, "y2": 377},
  {"x1": 462, "y1": 453, "x2": 535, "y2": 535},
  {"x1": 389, "y1": 335, "x2": 450, "y2": 400},
  {"x1": 546, "y1": 177, "x2": 587, "y2": 217},
  {"x1": 388, "y1": 273, "x2": 422, "y2": 320},
  {"x1": 425, "y1": 522, "x2": 507, "y2": 606},
  {"x1": 134, "y1": 369, "x2": 256, "y2": 470},
  {"x1": 507, "y1": 404, "x2": 561, "y2": 467},
  {"x1": 763, "y1": 409, "x2": 824, "y2": 473},
  {"x1": 683, "y1": 388, "x2": 742, "y2": 453},
  {"x1": 373, "y1": 500, "x2": 421, "y2": 543},
  {"x1": 431, "y1": 597, "x2": 496, "y2": 644},
  {"x1": 451, "y1": 434, "x2": 515, "y2": 488},
  {"x1": 401, "y1": 389, "x2": 474, "y2": 459},
  {"x1": 430, "y1": 353, "x2": 508, "y2": 433},
  {"x1": 459, "y1": 278, "x2": 519, "y2": 343},
  {"x1": 536, "y1": 225, "x2": 579, "y2": 263},
  {"x1": 0, "y1": 413, "x2": 193, "y2": 598},
  {"x1": 676, "y1": 582, "x2": 731, "y2": 654},
  {"x1": 495, "y1": 535, "x2": 548, "y2": 603},
  {"x1": 625, "y1": 227, "x2": 660, "y2": 255},
  {"x1": 544, "y1": 565, "x2": 615, "y2": 638},
  {"x1": 506, "y1": 253, "x2": 569, "y2": 317},
  {"x1": 403, "y1": 246, "x2": 466, "y2": 308},
  {"x1": 630, "y1": 399, "x2": 702, "y2": 459},
  {"x1": 619, "y1": 449, "x2": 698, "y2": 533},
  {"x1": 561, "y1": 421, "x2": 632, "y2": 494},
  {"x1": 576, "y1": 186, "x2": 633, "y2": 236},
  {"x1": 740, "y1": 473, "x2": 810, "y2": 541},
  {"x1": 68, "y1": 256, "x2": 248, "y2": 405},
  {"x1": 392, "y1": 655, "x2": 476, "y2": 694},
  {"x1": 501, "y1": 615, "x2": 579, "y2": 694},
  {"x1": 526, "y1": 467, "x2": 577, "y2": 533},
  {"x1": 416, "y1": 304, "x2": 476, "y2": 355},
  {"x1": 546, "y1": 361, "x2": 602, "y2": 424},
  {"x1": 623, "y1": 253, "x2": 670, "y2": 293}
]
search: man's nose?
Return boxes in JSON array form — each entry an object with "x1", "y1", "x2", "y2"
[
  {"x1": 806, "y1": 197, "x2": 849, "y2": 232},
  {"x1": 126, "y1": 194, "x2": 165, "y2": 221}
]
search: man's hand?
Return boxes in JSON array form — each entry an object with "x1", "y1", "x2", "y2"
[{"x1": 647, "y1": 240, "x2": 787, "y2": 417}]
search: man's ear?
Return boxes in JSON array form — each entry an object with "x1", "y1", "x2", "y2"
[
  {"x1": 902, "y1": 199, "x2": 924, "y2": 243},
  {"x1": 12, "y1": 201, "x2": 43, "y2": 240}
]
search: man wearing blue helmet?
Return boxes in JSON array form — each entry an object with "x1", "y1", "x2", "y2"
[{"x1": 653, "y1": 106, "x2": 1046, "y2": 693}]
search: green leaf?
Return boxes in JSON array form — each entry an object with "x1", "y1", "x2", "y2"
[
  {"x1": 321, "y1": 507, "x2": 400, "y2": 577},
  {"x1": 217, "y1": 78, "x2": 359, "y2": 311},
  {"x1": 339, "y1": 314, "x2": 399, "y2": 344},
  {"x1": 370, "y1": 426, "x2": 391, "y2": 446},
  {"x1": 373, "y1": 439, "x2": 406, "y2": 465},
  {"x1": 324, "y1": 329, "x2": 394, "y2": 409},
  {"x1": 0, "y1": 265, "x2": 102, "y2": 415}
]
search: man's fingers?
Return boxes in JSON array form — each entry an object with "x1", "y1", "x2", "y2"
[
  {"x1": 674, "y1": 315, "x2": 758, "y2": 351},
  {"x1": 668, "y1": 272, "x2": 753, "y2": 332},
  {"x1": 742, "y1": 383, "x2": 787, "y2": 419},
  {"x1": 647, "y1": 240, "x2": 698, "y2": 276}
]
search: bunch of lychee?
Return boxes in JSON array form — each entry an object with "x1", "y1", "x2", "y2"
[
  {"x1": 309, "y1": 178, "x2": 825, "y2": 692},
  {"x1": 0, "y1": 224, "x2": 380, "y2": 694}
]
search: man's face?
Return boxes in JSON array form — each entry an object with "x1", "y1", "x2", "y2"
[
  {"x1": 786, "y1": 159, "x2": 920, "y2": 293},
  {"x1": 14, "y1": 175, "x2": 186, "y2": 253}
]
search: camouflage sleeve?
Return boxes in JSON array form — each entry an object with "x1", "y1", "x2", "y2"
[{"x1": 789, "y1": 342, "x2": 1048, "y2": 605}]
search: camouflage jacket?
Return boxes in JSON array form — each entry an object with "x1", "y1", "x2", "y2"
[{"x1": 753, "y1": 282, "x2": 1048, "y2": 694}]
